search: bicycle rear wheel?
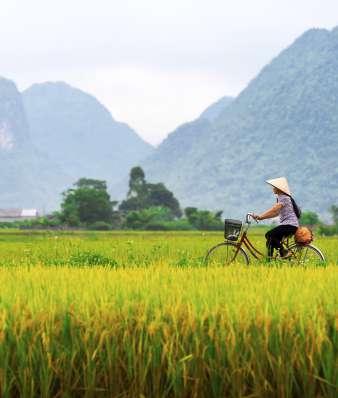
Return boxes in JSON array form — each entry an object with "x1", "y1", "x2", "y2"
[
  {"x1": 204, "y1": 242, "x2": 249, "y2": 266},
  {"x1": 287, "y1": 243, "x2": 325, "y2": 265}
]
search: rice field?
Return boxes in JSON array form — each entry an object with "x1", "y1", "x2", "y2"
[{"x1": 0, "y1": 229, "x2": 337, "y2": 397}]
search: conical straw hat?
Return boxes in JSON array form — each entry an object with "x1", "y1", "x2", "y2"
[{"x1": 265, "y1": 177, "x2": 291, "y2": 196}]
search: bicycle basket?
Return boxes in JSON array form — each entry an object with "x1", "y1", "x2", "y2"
[{"x1": 224, "y1": 219, "x2": 242, "y2": 241}]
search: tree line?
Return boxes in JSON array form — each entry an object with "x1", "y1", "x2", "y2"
[
  {"x1": 1, "y1": 167, "x2": 337, "y2": 234},
  {"x1": 16, "y1": 167, "x2": 223, "y2": 231}
]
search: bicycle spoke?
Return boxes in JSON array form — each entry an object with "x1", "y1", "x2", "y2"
[
  {"x1": 205, "y1": 243, "x2": 249, "y2": 265},
  {"x1": 287, "y1": 244, "x2": 325, "y2": 265}
]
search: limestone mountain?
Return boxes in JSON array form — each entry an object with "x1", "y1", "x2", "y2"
[
  {"x1": 114, "y1": 94, "x2": 235, "y2": 200},
  {"x1": 0, "y1": 77, "x2": 29, "y2": 150},
  {"x1": 22, "y1": 82, "x2": 153, "y2": 191},
  {"x1": 0, "y1": 77, "x2": 69, "y2": 210},
  {"x1": 143, "y1": 27, "x2": 338, "y2": 218},
  {"x1": 0, "y1": 79, "x2": 152, "y2": 211},
  {"x1": 199, "y1": 96, "x2": 234, "y2": 121}
]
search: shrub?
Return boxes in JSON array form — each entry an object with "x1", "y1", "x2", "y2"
[
  {"x1": 88, "y1": 221, "x2": 112, "y2": 230},
  {"x1": 300, "y1": 210, "x2": 320, "y2": 226},
  {"x1": 69, "y1": 251, "x2": 117, "y2": 267},
  {"x1": 317, "y1": 224, "x2": 338, "y2": 236}
]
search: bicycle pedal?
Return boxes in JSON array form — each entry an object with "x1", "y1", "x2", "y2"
[{"x1": 280, "y1": 251, "x2": 293, "y2": 259}]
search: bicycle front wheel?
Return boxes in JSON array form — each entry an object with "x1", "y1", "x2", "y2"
[
  {"x1": 204, "y1": 242, "x2": 249, "y2": 266},
  {"x1": 287, "y1": 243, "x2": 325, "y2": 265}
]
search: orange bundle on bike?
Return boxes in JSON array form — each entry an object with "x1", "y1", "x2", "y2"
[{"x1": 295, "y1": 227, "x2": 313, "y2": 245}]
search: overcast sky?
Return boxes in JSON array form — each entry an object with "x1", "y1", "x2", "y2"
[{"x1": 1, "y1": 1, "x2": 337, "y2": 145}]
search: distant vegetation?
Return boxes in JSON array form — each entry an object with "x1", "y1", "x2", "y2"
[
  {"x1": 317, "y1": 205, "x2": 338, "y2": 236},
  {"x1": 119, "y1": 166, "x2": 182, "y2": 218},
  {"x1": 1, "y1": 167, "x2": 337, "y2": 234},
  {"x1": 0, "y1": 168, "x2": 222, "y2": 231}
]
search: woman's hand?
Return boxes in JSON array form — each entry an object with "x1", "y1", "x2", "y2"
[{"x1": 252, "y1": 213, "x2": 261, "y2": 221}]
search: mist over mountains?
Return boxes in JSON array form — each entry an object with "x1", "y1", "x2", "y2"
[
  {"x1": 199, "y1": 96, "x2": 234, "y2": 122},
  {"x1": 1, "y1": 26, "x2": 337, "y2": 217},
  {"x1": 143, "y1": 27, "x2": 338, "y2": 218},
  {"x1": 0, "y1": 78, "x2": 153, "y2": 211},
  {"x1": 0, "y1": 78, "x2": 69, "y2": 210},
  {"x1": 23, "y1": 82, "x2": 152, "y2": 190}
]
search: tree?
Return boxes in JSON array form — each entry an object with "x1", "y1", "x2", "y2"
[
  {"x1": 184, "y1": 207, "x2": 223, "y2": 230},
  {"x1": 147, "y1": 183, "x2": 182, "y2": 217},
  {"x1": 300, "y1": 211, "x2": 320, "y2": 226},
  {"x1": 316, "y1": 204, "x2": 338, "y2": 236},
  {"x1": 184, "y1": 207, "x2": 199, "y2": 225},
  {"x1": 119, "y1": 167, "x2": 182, "y2": 217},
  {"x1": 76, "y1": 178, "x2": 108, "y2": 191},
  {"x1": 120, "y1": 167, "x2": 148, "y2": 211},
  {"x1": 125, "y1": 207, "x2": 172, "y2": 229},
  {"x1": 61, "y1": 178, "x2": 116, "y2": 226},
  {"x1": 128, "y1": 166, "x2": 147, "y2": 197},
  {"x1": 330, "y1": 205, "x2": 338, "y2": 225}
]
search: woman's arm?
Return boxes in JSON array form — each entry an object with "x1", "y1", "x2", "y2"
[{"x1": 254, "y1": 203, "x2": 282, "y2": 221}]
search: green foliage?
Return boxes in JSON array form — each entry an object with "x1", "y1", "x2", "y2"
[
  {"x1": 69, "y1": 251, "x2": 117, "y2": 267},
  {"x1": 147, "y1": 183, "x2": 181, "y2": 217},
  {"x1": 329, "y1": 205, "x2": 338, "y2": 225},
  {"x1": 61, "y1": 178, "x2": 115, "y2": 226},
  {"x1": 300, "y1": 211, "x2": 320, "y2": 226},
  {"x1": 128, "y1": 166, "x2": 146, "y2": 197},
  {"x1": 184, "y1": 207, "x2": 223, "y2": 230},
  {"x1": 88, "y1": 221, "x2": 112, "y2": 231},
  {"x1": 318, "y1": 224, "x2": 338, "y2": 236},
  {"x1": 317, "y1": 204, "x2": 338, "y2": 236},
  {"x1": 125, "y1": 206, "x2": 173, "y2": 229},
  {"x1": 157, "y1": 219, "x2": 194, "y2": 231},
  {"x1": 120, "y1": 167, "x2": 182, "y2": 217},
  {"x1": 75, "y1": 178, "x2": 108, "y2": 191},
  {"x1": 124, "y1": 205, "x2": 223, "y2": 231},
  {"x1": 0, "y1": 212, "x2": 63, "y2": 229}
]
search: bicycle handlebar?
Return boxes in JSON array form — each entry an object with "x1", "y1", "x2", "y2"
[{"x1": 246, "y1": 212, "x2": 258, "y2": 224}]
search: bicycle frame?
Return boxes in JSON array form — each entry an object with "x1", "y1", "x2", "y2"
[
  {"x1": 230, "y1": 214, "x2": 305, "y2": 262},
  {"x1": 239, "y1": 230, "x2": 265, "y2": 259},
  {"x1": 206, "y1": 213, "x2": 325, "y2": 265},
  {"x1": 232, "y1": 219, "x2": 265, "y2": 260}
]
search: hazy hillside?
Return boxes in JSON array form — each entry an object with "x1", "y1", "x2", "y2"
[
  {"x1": 0, "y1": 77, "x2": 30, "y2": 149},
  {"x1": 143, "y1": 27, "x2": 338, "y2": 218},
  {"x1": 199, "y1": 96, "x2": 234, "y2": 121},
  {"x1": 0, "y1": 79, "x2": 152, "y2": 210},
  {"x1": 0, "y1": 77, "x2": 69, "y2": 210},
  {"x1": 113, "y1": 94, "x2": 235, "y2": 200},
  {"x1": 23, "y1": 82, "x2": 153, "y2": 191}
]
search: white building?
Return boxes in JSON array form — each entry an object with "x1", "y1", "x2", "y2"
[{"x1": 0, "y1": 209, "x2": 39, "y2": 222}]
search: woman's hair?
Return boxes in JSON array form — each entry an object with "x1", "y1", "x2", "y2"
[{"x1": 289, "y1": 196, "x2": 302, "y2": 219}]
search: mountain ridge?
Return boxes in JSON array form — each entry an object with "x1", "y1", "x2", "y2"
[
  {"x1": 0, "y1": 78, "x2": 153, "y2": 210},
  {"x1": 22, "y1": 81, "x2": 154, "y2": 201},
  {"x1": 142, "y1": 26, "x2": 338, "y2": 218}
]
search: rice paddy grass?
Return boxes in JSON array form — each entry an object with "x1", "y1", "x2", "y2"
[{"x1": 0, "y1": 229, "x2": 337, "y2": 397}]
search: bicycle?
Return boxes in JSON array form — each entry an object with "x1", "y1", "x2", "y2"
[{"x1": 204, "y1": 213, "x2": 325, "y2": 265}]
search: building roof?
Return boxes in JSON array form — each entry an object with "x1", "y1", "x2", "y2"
[
  {"x1": 0, "y1": 208, "x2": 38, "y2": 218},
  {"x1": 21, "y1": 209, "x2": 38, "y2": 217}
]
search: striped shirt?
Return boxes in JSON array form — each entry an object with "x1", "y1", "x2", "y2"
[{"x1": 277, "y1": 194, "x2": 299, "y2": 227}]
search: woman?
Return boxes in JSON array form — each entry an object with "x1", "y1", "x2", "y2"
[{"x1": 253, "y1": 177, "x2": 301, "y2": 258}]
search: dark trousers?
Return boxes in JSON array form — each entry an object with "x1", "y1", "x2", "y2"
[{"x1": 265, "y1": 225, "x2": 298, "y2": 257}]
